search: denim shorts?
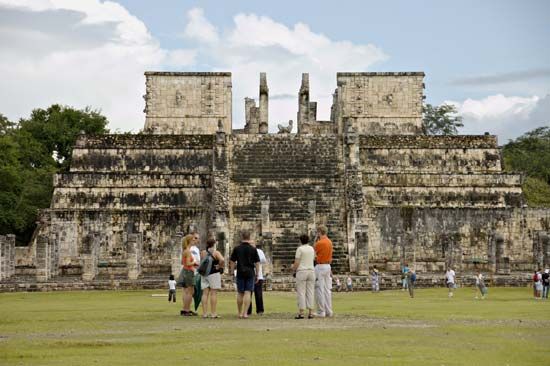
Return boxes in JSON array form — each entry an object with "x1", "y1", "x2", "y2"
[{"x1": 236, "y1": 276, "x2": 254, "y2": 293}]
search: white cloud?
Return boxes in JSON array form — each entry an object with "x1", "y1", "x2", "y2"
[
  {"x1": 448, "y1": 94, "x2": 550, "y2": 143},
  {"x1": 0, "y1": 0, "x2": 195, "y2": 132},
  {"x1": 183, "y1": 7, "x2": 219, "y2": 44},
  {"x1": 0, "y1": 3, "x2": 387, "y2": 133},
  {"x1": 183, "y1": 8, "x2": 388, "y2": 131}
]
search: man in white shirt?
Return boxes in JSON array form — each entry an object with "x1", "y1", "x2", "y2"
[
  {"x1": 445, "y1": 267, "x2": 456, "y2": 298},
  {"x1": 248, "y1": 242, "x2": 268, "y2": 315}
]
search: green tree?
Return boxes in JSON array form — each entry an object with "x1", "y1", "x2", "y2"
[
  {"x1": 0, "y1": 105, "x2": 109, "y2": 244},
  {"x1": 502, "y1": 126, "x2": 550, "y2": 207},
  {"x1": 422, "y1": 103, "x2": 464, "y2": 135}
]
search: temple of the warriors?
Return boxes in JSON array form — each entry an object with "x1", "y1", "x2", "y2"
[{"x1": 2, "y1": 71, "x2": 550, "y2": 290}]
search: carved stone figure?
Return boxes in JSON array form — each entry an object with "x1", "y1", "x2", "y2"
[{"x1": 277, "y1": 120, "x2": 293, "y2": 134}]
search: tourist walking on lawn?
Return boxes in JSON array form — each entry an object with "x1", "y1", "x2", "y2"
[
  {"x1": 181, "y1": 234, "x2": 198, "y2": 316},
  {"x1": 445, "y1": 267, "x2": 456, "y2": 298},
  {"x1": 200, "y1": 238, "x2": 224, "y2": 318},
  {"x1": 401, "y1": 263, "x2": 410, "y2": 291},
  {"x1": 542, "y1": 269, "x2": 550, "y2": 299},
  {"x1": 314, "y1": 225, "x2": 334, "y2": 317},
  {"x1": 292, "y1": 234, "x2": 316, "y2": 319},
  {"x1": 371, "y1": 266, "x2": 380, "y2": 292},
  {"x1": 475, "y1": 272, "x2": 487, "y2": 300},
  {"x1": 346, "y1": 275, "x2": 353, "y2": 292},
  {"x1": 230, "y1": 230, "x2": 260, "y2": 319},
  {"x1": 407, "y1": 270, "x2": 416, "y2": 298},
  {"x1": 247, "y1": 242, "x2": 268, "y2": 316}
]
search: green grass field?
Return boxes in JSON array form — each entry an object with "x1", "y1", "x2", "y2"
[{"x1": 1, "y1": 287, "x2": 549, "y2": 365}]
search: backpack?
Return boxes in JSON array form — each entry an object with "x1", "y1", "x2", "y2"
[
  {"x1": 533, "y1": 273, "x2": 539, "y2": 283},
  {"x1": 197, "y1": 251, "x2": 214, "y2": 276}
]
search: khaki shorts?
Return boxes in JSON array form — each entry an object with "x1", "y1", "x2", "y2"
[{"x1": 201, "y1": 272, "x2": 221, "y2": 290}]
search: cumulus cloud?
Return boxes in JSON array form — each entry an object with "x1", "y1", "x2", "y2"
[
  {"x1": 448, "y1": 94, "x2": 550, "y2": 143},
  {"x1": 0, "y1": 3, "x2": 386, "y2": 132},
  {"x1": 182, "y1": 8, "x2": 388, "y2": 130},
  {"x1": 0, "y1": 0, "x2": 195, "y2": 132}
]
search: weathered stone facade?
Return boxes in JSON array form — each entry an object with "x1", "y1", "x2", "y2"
[{"x1": 6, "y1": 71, "x2": 550, "y2": 289}]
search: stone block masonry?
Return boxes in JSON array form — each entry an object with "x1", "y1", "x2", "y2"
[{"x1": 7, "y1": 70, "x2": 550, "y2": 291}]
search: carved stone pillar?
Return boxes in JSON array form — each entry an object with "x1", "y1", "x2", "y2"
[
  {"x1": 36, "y1": 235, "x2": 50, "y2": 282},
  {"x1": 542, "y1": 232, "x2": 550, "y2": 268},
  {"x1": 213, "y1": 129, "x2": 230, "y2": 271},
  {"x1": 307, "y1": 200, "x2": 316, "y2": 241},
  {"x1": 259, "y1": 73, "x2": 269, "y2": 133},
  {"x1": 81, "y1": 233, "x2": 100, "y2": 281},
  {"x1": 127, "y1": 233, "x2": 142, "y2": 280},
  {"x1": 0, "y1": 235, "x2": 14, "y2": 280},
  {"x1": 171, "y1": 233, "x2": 183, "y2": 276},
  {"x1": 495, "y1": 233, "x2": 509, "y2": 275},
  {"x1": 344, "y1": 123, "x2": 364, "y2": 273}
]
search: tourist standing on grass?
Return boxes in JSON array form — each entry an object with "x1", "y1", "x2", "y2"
[
  {"x1": 181, "y1": 234, "x2": 198, "y2": 316},
  {"x1": 533, "y1": 268, "x2": 543, "y2": 300},
  {"x1": 346, "y1": 275, "x2": 353, "y2": 292},
  {"x1": 314, "y1": 225, "x2": 333, "y2": 317},
  {"x1": 291, "y1": 234, "x2": 316, "y2": 319},
  {"x1": 168, "y1": 274, "x2": 176, "y2": 303},
  {"x1": 445, "y1": 267, "x2": 456, "y2": 298},
  {"x1": 335, "y1": 277, "x2": 341, "y2": 292},
  {"x1": 475, "y1": 272, "x2": 487, "y2": 299},
  {"x1": 230, "y1": 230, "x2": 260, "y2": 319},
  {"x1": 200, "y1": 238, "x2": 224, "y2": 318},
  {"x1": 371, "y1": 266, "x2": 380, "y2": 292},
  {"x1": 402, "y1": 263, "x2": 410, "y2": 291},
  {"x1": 407, "y1": 270, "x2": 416, "y2": 298},
  {"x1": 542, "y1": 269, "x2": 549, "y2": 299},
  {"x1": 247, "y1": 242, "x2": 268, "y2": 316}
]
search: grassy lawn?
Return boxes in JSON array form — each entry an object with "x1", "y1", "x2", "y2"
[{"x1": 1, "y1": 287, "x2": 549, "y2": 365}]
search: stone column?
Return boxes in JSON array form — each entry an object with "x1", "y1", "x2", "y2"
[
  {"x1": 259, "y1": 73, "x2": 269, "y2": 133},
  {"x1": 213, "y1": 128, "x2": 230, "y2": 271},
  {"x1": 495, "y1": 233, "x2": 509, "y2": 275},
  {"x1": 307, "y1": 200, "x2": 316, "y2": 241},
  {"x1": 0, "y1": 236, "x2": 4, "y2": 280},
  {"x1": 344, "y1": 124, "x2": 364, "y2": 273},
  {"x1": 542, "y1": 232, "x2": 550, "y2": 268},
  {"x1": 36, "y1": 235, "x2": 50, "y2": 282},
  {"x1": 355, "y1": 230, "x2": 369, "y2": 275},
  {"x1": 297, "y1": 73, "x2": 310, "y2": 133},
  {"x1": 81, "y1": 233, "x2": 99, "y2": 281},
  {"x1": 127, "y1": 233, "x2": 142, "y2": 280},
  {"x1": 171, "y1": 233, "x2": 183, "y2": 277},
  {"x1": 0, "y1": 235, "x2": 13, "y2": 280}
]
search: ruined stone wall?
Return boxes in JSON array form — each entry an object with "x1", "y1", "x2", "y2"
[
  {"x1": 334, "y1": 72, "x2": 424, "y2": 135},
  {"x1": 143, "y1": 72, "x2": 232, "y2": 134},
  {"x1": 229, "y1": 134, "x2": 348, "y2": 273},
  {"x1": 358, "y1": 135, "x2": 523, "y2": 208},
  {"x1": 362, "y1": 207, "x2": 550, "y2": 274},
  {"x1": 27, "y1": 134, "x2": 216, "y2": 281}
]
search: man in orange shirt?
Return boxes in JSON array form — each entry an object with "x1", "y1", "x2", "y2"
[{"x1": 314, "y1": 224, "x2": 333, "y2": 317}]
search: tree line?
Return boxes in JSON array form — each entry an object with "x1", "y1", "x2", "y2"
[{"x1": 0, "y1": 104, "x2": 548, "y2": 246}]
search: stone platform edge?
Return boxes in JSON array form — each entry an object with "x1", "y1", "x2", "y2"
[{"x1": 0, "y1": 273, "x2": 534, "y2": 293}]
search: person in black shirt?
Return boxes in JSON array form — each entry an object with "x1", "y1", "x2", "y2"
[
  {"x1": 542, "y1": 269, "x2": 550, "y2": 299},
  {"x1": 230, "y1": 230, "x2": 260, "y2": 319}
]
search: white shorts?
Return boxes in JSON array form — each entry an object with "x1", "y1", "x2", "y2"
[{"x1": 201, "y1": 272, "x2": 222, "y2": 290}]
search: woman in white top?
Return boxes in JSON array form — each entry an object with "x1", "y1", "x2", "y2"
[{"x1": 291, "y1": 234, "x2": 316, "y2": 319}]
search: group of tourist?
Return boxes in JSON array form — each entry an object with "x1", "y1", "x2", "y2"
[
  {"x1": 290, "y1": 225, "x2": 334, "y2": 319},
  {"x1": 533, "y1": 268, "x2": 550, "y2": 299},
  {"x1": 171, "y1": 225, "x2": 548, "y2": 319}
]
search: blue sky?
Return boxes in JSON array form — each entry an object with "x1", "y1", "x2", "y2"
[{"x1": 1, "y1": 0, "x2": 549, "y2": 141}]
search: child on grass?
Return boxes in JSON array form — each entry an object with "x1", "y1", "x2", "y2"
[{"x1": 168, "y1": 274, "x2": 176, "y2": 303}]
